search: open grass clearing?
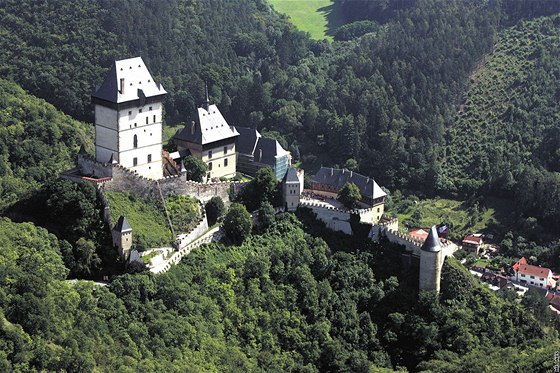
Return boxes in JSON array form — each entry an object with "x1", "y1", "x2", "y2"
[{"x1": 268, "y1": 0, "x2": 344, "y2": 40}]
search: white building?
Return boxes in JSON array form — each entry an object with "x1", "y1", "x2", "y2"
[
  {"x1": 174, "y1": 88, "x2": 239, "y2": 180},
  {"x1": 282, "y1": 167, "x2": 304, "y2": 211},
  {"x1": 511, "y1": 260, "x2": 553, "y2": 289},
  {"x1": 92, "y1": 57, "x2": 167, "y2": 180}
]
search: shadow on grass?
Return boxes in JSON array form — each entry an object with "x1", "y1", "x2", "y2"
[{"x1": 318, "y1": 2, "x2": 345, "y2": 37}]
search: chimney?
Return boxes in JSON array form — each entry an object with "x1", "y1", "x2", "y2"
[
  {"x1": 191, "y1": 121, "x2": 195, "y2": 135},
  {"x1": 350, "y1": 171, "x2": 353, "y2": 178},
  {"x1": 119, "y1": 78, "x2": 125, "y2": 94},
  {"x1": 258, "y1": 149, "x2": 262, "y2": 161},
  {"x1": 331, "y1": 168, "x2": 334, "y2": 176}
]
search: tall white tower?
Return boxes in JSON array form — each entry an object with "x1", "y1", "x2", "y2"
[
  {"x1": 419, "y1": 225, "x2": 443, "y2": 292},
  {"x1": 92, "y1": 57, "x2": 166, "y2": 179}
]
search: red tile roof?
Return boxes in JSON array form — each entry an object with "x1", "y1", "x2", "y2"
[
  {"x1": 512, "y1": 257, "x2": 528, "y2": 271},
  {"x1": 517, "y1": 264, "x2": 551, "y2": 278},
  {"x1": 462, "y1": 235, "x2": 482, "y2": 245}
]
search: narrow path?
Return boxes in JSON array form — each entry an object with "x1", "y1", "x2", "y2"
[{"x1": 149, "y1": 226, "x2": 223, "y2": 274}]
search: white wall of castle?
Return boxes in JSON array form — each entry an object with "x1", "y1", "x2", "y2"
[
  {"x1": 201, "y1": 143, "x2": 237, "y2": 179},
  {"x1": 95, "y1": 102, "x2": 163, "y2": 179}
]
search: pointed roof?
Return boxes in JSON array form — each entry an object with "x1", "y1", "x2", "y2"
[
  {"x1": 420, "y1": 226, "x2": 441, "y2": 252},
  {"x1": 174, "y1": 104, "x2": 239, "y2": 145},
  {"x1": 283, "y1": 167, "x2": 300, "y2": 183},
  {"x1": 92, "y1": 57, "x2": 166, "y2": 104},
  {"x1": 204, "y1": 82, "x2": 210, "y2": 111},
  {"x1": 236, "y1": 126, "x2": 261, "y2": 155},
  {"x1": 253, "y1": 137, "x2": 289, "y2": 165},
  {"x1": 113, "y1": 216, "x2": 132, "y2": 233}
]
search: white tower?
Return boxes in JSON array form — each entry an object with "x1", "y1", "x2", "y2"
[{"x1": 92, "y1": 57, "x2": 166, "y2": 179}]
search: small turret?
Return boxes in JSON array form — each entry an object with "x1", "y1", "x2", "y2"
[{"x1": 112, "y1": 216, "x2": 133, "y2": 260}]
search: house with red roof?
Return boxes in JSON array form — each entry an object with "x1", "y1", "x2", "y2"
[
  {"x1": 462, "y1": 234, "x2": 483, "y2": 254},
  {"x1": 510, "y1": 258, "x2": 552, "y2": 289}
]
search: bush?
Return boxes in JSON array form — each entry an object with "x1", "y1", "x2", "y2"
[
  {"x1": 223, "y1": 203, "x2": 252, "y2": 244},
  {"x1": 205, "y1": 197, "x2": 225, "y2": 226}
]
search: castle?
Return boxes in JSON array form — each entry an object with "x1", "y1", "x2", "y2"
[{"x1": 64, "y1": 57, "x2": 450, "y2": 289}]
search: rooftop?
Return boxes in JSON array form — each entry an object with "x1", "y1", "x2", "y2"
[
  {"x1": 92, "y1": 57, "x2": 166, "y2": 104},
  {"x1": 517, "y1": 264, "x2": 551, "y2": 278},
  {"x1": 113, "y1": 216, "x2": 132, "y2": 233},
  {"x1": 312, "y1": 167, "x2": 386, "y2": 200},
  {"x1": 175, "y1": 104, "x2": 239, "y2": 145}
]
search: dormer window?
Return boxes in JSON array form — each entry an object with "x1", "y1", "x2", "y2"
[{"x1": 133, "y1": 135, "x2": 138, "y2": 148}]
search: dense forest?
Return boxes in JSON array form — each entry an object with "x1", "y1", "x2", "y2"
[
  {"x1": 0, "y1": 214, "x2": 557, "y2": 371},
  {"x1": 1, "y1": 0, "x2": 560, "y2": 370}
]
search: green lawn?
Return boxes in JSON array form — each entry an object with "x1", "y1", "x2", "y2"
[
  {"x1": 105, "y1": 192, "x2": 173, "y2": 251},
  {"x1": 268, "y1": 0, "x2": 344, "y2": 40}
]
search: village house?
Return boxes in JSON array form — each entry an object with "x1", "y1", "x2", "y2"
[
  {"x1": 511, "y1": 257, "x2": 553, "y2": 289},
  {"x1": 462, "y1": 234, "x2": 483, "y2": 254}
]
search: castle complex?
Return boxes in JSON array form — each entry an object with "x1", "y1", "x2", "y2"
[{"x1": 64, "y1": 57, "x2": 451, "y2": 290}]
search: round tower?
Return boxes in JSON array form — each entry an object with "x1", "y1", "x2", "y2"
[{"x1": 419, "y1": 225, "x2": 442, "y2": 292}]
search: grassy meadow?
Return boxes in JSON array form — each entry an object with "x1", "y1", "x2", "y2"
[{"x1": 268, "y1": 0, "x2": 344, "y2": 40}]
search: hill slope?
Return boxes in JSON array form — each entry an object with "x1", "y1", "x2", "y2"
[
  {"x1": 444, "y1": 15, "x2": 560, "y2": 194},
  {"x1": 0, "y1": 79, "x2": 92, "y2": 210}
]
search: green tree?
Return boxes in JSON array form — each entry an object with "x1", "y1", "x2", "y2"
[
  {"x1": 338, "y1": 182, "x2": 361, "y2": 209},
  {"x1": 205, "y1": 196, "x2": 225, "y2": 226},
  {"x1": 254, "y1": 167, "x2": 278, "y2": 204},
  {"x1": 183, "y1": 156, "x2": 208, "y2": 182},
  {"x1": 223, "y1": 203, "x2": 252, "y2": 244},
  {"x1": 258, "y1": 200, "x2": 275, "y2": 230}
]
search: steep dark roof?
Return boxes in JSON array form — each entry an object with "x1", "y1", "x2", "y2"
[
  {"x1": 253, "y1": 137, "x2": 288, "y2": 166},
  {"x1": 92, "y1": 57, "x2": 166, "y2": 104},
  {"x1": 420, "y1": 226, "x2": 441, "y2": 252},
  {"x1": 235, "y1": 126, "x2": 260, "y2": 155},
  {"x1": 312, "y1": 167, "x2": 386, "y2": 200},
  {"x1": 283, "y1": 167, "x2": 299, "y2": 183},
  {"x1": 113, "y1": 216, "x2": 132, "y2": 233}
]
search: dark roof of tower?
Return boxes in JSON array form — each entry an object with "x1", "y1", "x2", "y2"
[
  {"x1": 312, "y1": 167, "x2": 386, "y2": 200},
  {"x1": 283, "y1": 167, "x2": 299, "y2": 183},
  {"x1": 420, "y1": 226, "x2": 441, "y2": 252},
  {"x1": 113, "y1": 216, "x2": 132, "y2": 233}
]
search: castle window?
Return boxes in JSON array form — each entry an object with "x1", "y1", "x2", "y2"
[
  {"x1": 145, "y1": 117, "x2": 148, "y2": 125},
  {"x1": 224, "y1": 158, "x2": 228, "y2": 167},
  {"x1": 208, "y1": 162, "x2": 213, "y2": 171},
  {"x1": 134, "y1": 123, "x2": 137, "y2": 127},
  {"x1": 128, "y1": 110, "x2": 132, "y2": 115},
  {"x1": 149, "y1": 106, "x2": 152, "y2": 111},
  {"x1": 139, "y1": 108, "x2": 142, "y2": 113},
  {"x1": 133, "y1": 135, "x2": 138, "y2": 148},
  {"x1": 153, "y1": 115, "x2": 156, "y2": 123},
  {"x1": 208, "y1": 150, "x2": 212, "y2": 159},
  {"x1": 148, "y1": 154, "x2": 152, "y2": 163},
  {"x1": 224, "y1": 146, "x2": 228, "y2": 154},
  {"x1": 530, "y1": 275, "x2": 535, "y2": 279},
  {"x1": 133, "y1": 157, "x2": 138, "y2": 166}
]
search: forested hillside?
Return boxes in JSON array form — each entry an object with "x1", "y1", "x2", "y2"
[
  {"x1": 445, "y1": 15, "x2": 560, "y2": 225},
  {"x1": 0, "y1": 79, "x2": 92, "y2": 210},
  {"x1": 0, "y1": 215, "x2": 556, "y2": 372}
]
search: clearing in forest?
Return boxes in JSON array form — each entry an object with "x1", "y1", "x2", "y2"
[{"x1": 268, "y1": 0, "x2": 344, "y2": 40}]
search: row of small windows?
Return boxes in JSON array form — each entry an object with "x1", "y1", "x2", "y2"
[
  {"x1": 207, "y1": 158, "x2": 229, "y2": 171},
  {"x1": 132, "y1": 154, "x2": 152, "y2": 166},
  {"x1": 128, "y1": 106, "x2": 154, "y2": 115},
  {"x1": 207, "y1": 147, "x2": 229, "y2": 159}
]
